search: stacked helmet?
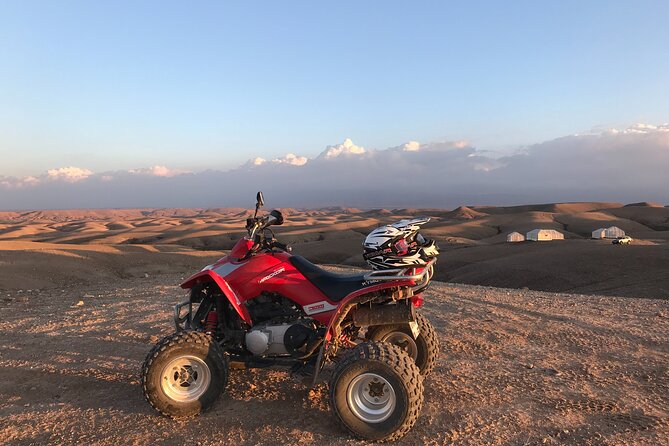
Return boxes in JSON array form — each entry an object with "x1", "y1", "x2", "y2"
[{"x1": 363, "y1": 217, "x2": 439, "y2": 269}]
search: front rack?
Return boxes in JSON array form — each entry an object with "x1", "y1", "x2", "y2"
[{"x1": 362, "y1": 257, "x2": 437, "y2": 282}]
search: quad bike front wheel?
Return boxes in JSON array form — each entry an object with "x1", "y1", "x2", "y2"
[
  {"x1": 141, "y1": 331, "x2": 229, "y2": 419},
  {"x1": 329, "y1": 342, "x2": 424, "y2": 442},
  {"x1": 366, "y1": 312, "x2": 439, "y2": 376}
]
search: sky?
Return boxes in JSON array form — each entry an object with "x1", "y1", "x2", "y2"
[{"x1": 1, "y1": 1, "x2": 668, "y2": 209}]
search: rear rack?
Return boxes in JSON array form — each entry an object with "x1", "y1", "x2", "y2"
[{"x1": 362, "y1": 257, "x2": 437, "y2": 282}]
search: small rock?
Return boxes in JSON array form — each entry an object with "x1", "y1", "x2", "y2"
[
  {"x1": 29, "y1": 386, "x2": 37, "y2": 391},
  {"x1": 144, "y1": 273, "x2": 150, "y2": 278},
  {"x1": 74, "y1": 300, "x2": 84, "y2": 307},
  {"x1": 526, "y1": 363, "x2": 534, "y2": 369},
  {"x1": 656, "y1": 311, "x2": 665, "y2": 318}
]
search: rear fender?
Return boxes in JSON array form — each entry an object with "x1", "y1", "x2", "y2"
[
  {"x1": 323, "y1": 279, "x2": 415, "y2": 342},
  {"x1": 180, "y1": 270, "x2": 252, "y2": 325},
  {"x1": 310, "y1": 279, "x2": 415, "y2": 386}
]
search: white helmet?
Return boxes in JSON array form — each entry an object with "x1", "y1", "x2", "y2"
[{"x1": 363, "y1": 218, "x2": 439, "y2": 269}]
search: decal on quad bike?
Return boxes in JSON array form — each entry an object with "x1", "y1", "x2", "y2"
[
  {"x1": 212, "y1": 262, "x2": 243, "y2": 277},
  {"x1": 303, "y1": 300, "x2": 338, "y2": 315},
  {"x1": 258, "y1": 267, "x2": 285, "y2": 284}
]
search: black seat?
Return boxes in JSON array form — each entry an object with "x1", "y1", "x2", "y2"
[{"x1": 289, "y1": 256, "x2": 369, "y2": 302}]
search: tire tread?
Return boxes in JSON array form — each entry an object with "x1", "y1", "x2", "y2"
[
  {"x1": 367, "y1": 312, "x2": 439, "y2": 376},
  {"x1": 329, "y1": 342, "x2": 424, "y2": 442},
  {"x1": 140, "y1": 331, "x2": 228, "y2": 419}
]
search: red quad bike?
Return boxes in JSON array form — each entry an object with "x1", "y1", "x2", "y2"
[{"x1": 141, "y1": 192, "x2": 440, "y2": 442}]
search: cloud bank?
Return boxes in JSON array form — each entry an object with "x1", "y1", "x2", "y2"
[{"x1": 1, "y1": 124, "x2": 668, "y2": 210}]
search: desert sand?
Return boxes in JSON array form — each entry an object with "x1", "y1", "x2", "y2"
[
  {"x1": 0, "y1": 276, "x2": 667, "y2": 445},
  {"x1": 0, "y1": 202, "x2": 668, "y2": 445},
  {"x1": 1, "y1": 201, "x2": 668, "y2": 297}
]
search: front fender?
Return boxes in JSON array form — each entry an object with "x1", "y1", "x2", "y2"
[{"x1": 180, "y1": 270, "x2": 252, "y2": 325}]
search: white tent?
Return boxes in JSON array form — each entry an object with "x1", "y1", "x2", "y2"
[
  {"x1": 592, "y1": 228, "x2": 607, "y2": 239},
  {"x1": 605, "y1": 226, "x2": 625, "y2": 238},
  {"x1": 507, "y1": 232, "x2": 525, "y2": 242},
  {"x1": 526, "y1": 229, "x2": 565, "y2": 241}
]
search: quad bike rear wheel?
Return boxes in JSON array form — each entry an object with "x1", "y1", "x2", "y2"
[
  {"x1": 329, "y1": 342, "x2": 424, "y2": 442},
  {"x1": 366, "y1": 312, "x2": 439, "y2": 376},
  {"x1": 141, "y1": 331, "x2": 228, "y2": 419}
]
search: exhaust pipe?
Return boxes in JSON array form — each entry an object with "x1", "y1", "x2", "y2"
[{"x1": 352, "y1": 303, "x2": 415, "y2": 326}]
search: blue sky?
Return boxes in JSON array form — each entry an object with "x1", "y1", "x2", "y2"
[{"x1": 1, "y1": 1, "x2": 668, "y2": 177}]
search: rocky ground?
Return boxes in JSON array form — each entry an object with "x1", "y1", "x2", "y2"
[{"x1": 0, "y1": 275, "x2": 667, "y2": 445}]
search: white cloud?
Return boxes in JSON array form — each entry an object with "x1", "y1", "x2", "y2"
[
  {"x1": 625, "y1": 123, "x2": 669, "y2": 133},
  {"x1": 389, "y1": 139, "x2": 470, "y2": 153},
  {"x1": 46, "y1": 166, "x2": 93, "y2": 182},
  {"x1": 1, "y1": 124, "x2": 668, "y2": 209},
  {"x1": 244, "y1": 153, "x2": 308, "y2": 167},
  {"x1": 418, "y1": 140, "x2": 471, "y2": 151},
  {"x1": 150, "y1": 165, "x2": 175, "y2": 177},
  {"x1": 606, "y1": 123, "x2": 669, "y2": 135},
  {"x1": 317, "y1": 138, "x2": 366, "y2": 159},
  {"x1": 250, "y1": 157, "x2": 267, "y2": 166},
  {"x1": 401, "y1": 141, "x2": 421, "y2": 152},
  {"x1": 129, "y1": 165, "x2": 187, "y2": 177},
  {"x1": 272, "y1": 153, "x2": 308, "y2": 166}
]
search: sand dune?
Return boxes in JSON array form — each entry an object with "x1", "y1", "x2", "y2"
[
  {"x1": 0, "y1": 241, "x2": 223, "y2": 289},
  {"x1": 472, "y1": 202, "x2": 623, "y2": 215},
  {"x1": 443, "y1": 205, "x2": 488, "y2": 220},
  {"x1": 0, "y1": 201, "x2": 668, "y2": 298},
  {"x1": 624, "y1": 201, "x2": 664, "y2": 208},
  {"x1": 606, "y1": 205, "x2": 669, "y2": 230}
]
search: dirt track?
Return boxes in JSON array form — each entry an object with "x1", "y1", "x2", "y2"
[{"x1": 0, "y1": 276, "x2": 667, "y2": 445}]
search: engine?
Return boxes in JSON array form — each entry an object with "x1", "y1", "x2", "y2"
[
  {"x1": 244, "y1": 293, "x2": 322, "y2": 358},
  {"x1": 245, "y1": 321, "x2": 321, "y2": 358}
]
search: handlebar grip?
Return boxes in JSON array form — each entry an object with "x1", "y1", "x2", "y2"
[{"x1": 274, "y1": 241, "x2": 292, "y2": 252}]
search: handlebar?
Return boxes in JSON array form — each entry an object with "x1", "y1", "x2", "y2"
[
  {"x1": 272, "y1": 241, "x2": 292, "y2": 252},
  {"x1": 245, "y1": 223, "x2": 291, "y2": 254},
  {"x1": 246, "y1": 209, "x2": 284, "y2": 238},
  {"x1": 242, "y1": 193, "x2": 288, "y2": 258}
]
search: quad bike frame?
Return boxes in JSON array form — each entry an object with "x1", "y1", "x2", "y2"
[{"x1": 173, "y1": 257, "x2": 436, "y2": 384}]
